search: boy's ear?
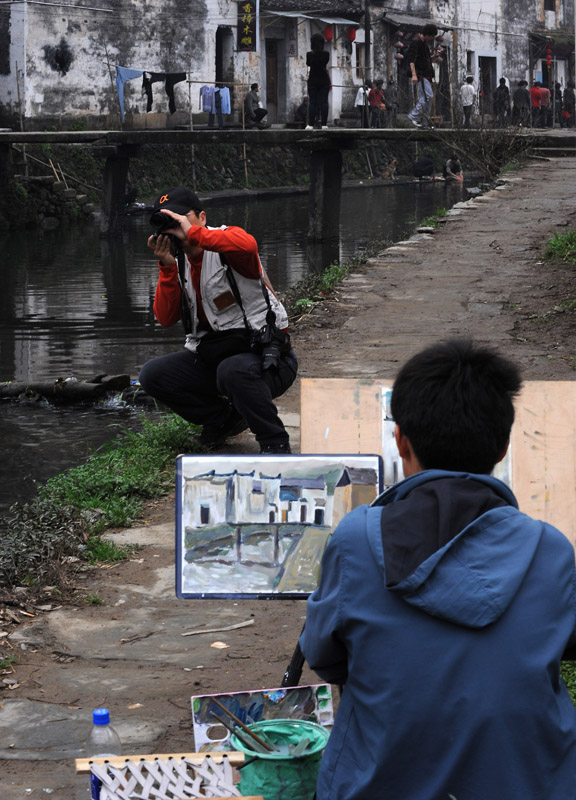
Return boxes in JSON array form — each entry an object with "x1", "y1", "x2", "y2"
[
  {"x1": 394, "y1": 425, "x2": 422, "y2": 476},
  {"x1": 495, "y1": 438, "x2": 510, "y2": 465}
]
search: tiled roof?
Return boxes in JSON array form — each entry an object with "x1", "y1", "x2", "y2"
[{"x1": 261, "y1": 0, "x2": 363, "y2": 19}]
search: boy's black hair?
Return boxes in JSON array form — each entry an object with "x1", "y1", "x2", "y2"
[{"x1": 391, "y1": 339, "x2": 522, "y2": 474}]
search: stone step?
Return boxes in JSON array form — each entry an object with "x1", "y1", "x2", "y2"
[{"x1": 531, "y1": 147, "x2": 576, "y2": 157}]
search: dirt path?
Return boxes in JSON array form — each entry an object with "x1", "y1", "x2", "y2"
[{"x1": 2, "y1": 157, "x2": 576, "y2": 799}]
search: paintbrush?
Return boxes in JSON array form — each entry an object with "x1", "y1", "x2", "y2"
[
  {"x1": 211, "y1": 697, "x2": 277, "y2": 752},
  {"x1": 209, "y1": 711, "x2": 270, "y2": 754},
  {"x1": 289, "y1": 736, "x2": 311, "y2": 757}
]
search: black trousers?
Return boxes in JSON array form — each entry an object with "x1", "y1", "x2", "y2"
[{"x1": 139, "y1": 348, "x2": 298, "y2": 446}]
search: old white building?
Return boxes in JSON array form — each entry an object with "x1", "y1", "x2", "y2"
[{"x1": 0, "y1": 0, "x2": 573, "y2": 128}]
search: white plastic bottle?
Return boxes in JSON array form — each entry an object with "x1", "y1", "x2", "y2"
[{"x1": 86, "y1": 708, "x2": 122, "y2": 800}]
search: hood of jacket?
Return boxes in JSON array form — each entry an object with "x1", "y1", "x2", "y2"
[{"x1": 371, "y1": 470, "x2": 544, "y2": 629}]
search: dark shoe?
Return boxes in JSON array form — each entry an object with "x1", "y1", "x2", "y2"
[
  {"x1": 260, "y1": 442, "x2": 292, "y2": 454},
  {"x1": 199, "y1": 410, "x2": 248, "y2": 448}
]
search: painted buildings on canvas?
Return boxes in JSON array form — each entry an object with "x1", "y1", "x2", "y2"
[{"x1": 183, "y1": 465, "x2": 378, "y2": 531}]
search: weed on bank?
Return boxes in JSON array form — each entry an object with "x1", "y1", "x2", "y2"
[{"x1": 0, "y1": 414, "x2": 195, "y2": 591}]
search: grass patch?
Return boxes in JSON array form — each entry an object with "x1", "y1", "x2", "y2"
[
  {"x1": 544, "y1": 231, "x2": 576, "y2": 263},
  {"x1": 40, "y1": 414, "x2": 195, "y2": 531},
  {"x1": 1, "y1": 414, "x2": 195, "y2": 590},
  {"x1": 0, "y1": 655, "x2": 18, "y2": 670},
  {"x1": 85, "y1": 536, "x2": 132, "y2": 565},
  {"x1": 419, "y1": 208, "x2": 448, "y2": 228}
]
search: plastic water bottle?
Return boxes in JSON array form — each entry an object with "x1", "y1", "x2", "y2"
[{"x1": 86, "y1": 708, "x2": 122, "y2": 800}]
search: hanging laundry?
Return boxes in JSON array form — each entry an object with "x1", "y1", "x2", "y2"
[
  {"x1": 142, "y1": 72, "x2": 166, "y2": 112},
  {"x1": 218, "y1": 86, "x2": 231, "y2": 115},
  {"x1": 116, "y1": 66, "x2": 143, "y2": 122},
  {"x1": 165, "y1": 73, "x2": 187, "y2": 113},
  {"x1": 200, "y1": 85, "x2": 217, "y2": 113}
]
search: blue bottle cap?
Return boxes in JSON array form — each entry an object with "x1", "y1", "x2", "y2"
[{"x1": 92, "y1": 708, "x2": 110, "y2": 725}]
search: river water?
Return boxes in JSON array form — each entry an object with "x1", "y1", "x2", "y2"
[{"x1": 1, "y1": 181, "x2": 466, "y2": 511}]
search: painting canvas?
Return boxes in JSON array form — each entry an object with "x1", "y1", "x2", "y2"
[
  {"x1": 191, "y1": 684, "x2": 334, "y2": 752},
  {"x1": 381, "y1": 384, "x2": 512, "y2": 489},
  {"x1": 176, "y1": 454, "x2": 383, "y2": 599}
]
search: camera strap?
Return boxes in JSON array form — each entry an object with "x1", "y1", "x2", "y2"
[
  {"x1": 219, "y1": 253, "x2": 276, "y2": 331},
  {"x1": 177, "y1": 247, "x2": 193, "y2": 335}
]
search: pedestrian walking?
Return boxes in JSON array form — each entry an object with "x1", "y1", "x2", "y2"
[{"x1": 406, "y1": 23, "x2": 438, "y2": 129}]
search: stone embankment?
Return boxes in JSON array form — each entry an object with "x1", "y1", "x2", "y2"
[{"x1": 1, "y1": 156, "x2": 576, "y2": 799}]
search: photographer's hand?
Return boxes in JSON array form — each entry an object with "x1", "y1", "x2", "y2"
[
  {"x1": 147, "y1": 233, "x2": 177, "y2": 268},
  {"x1": 158, "y1": 209, "x2": 192, "y2": 240}
]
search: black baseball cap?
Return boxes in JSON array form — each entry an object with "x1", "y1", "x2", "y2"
[{"x1": 152, "y1": 187, "x2": 202, "y2": 216}]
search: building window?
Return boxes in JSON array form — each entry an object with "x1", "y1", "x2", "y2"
[
  {"x1": 466, "y1": 50, "x2": 474, "y2": 73},
  {"x1": 356, "y1": 43, "x2": 366, "y2": 81},
  {"x1": 544, "y1": 0, "x2": 555, "y2": 9}
]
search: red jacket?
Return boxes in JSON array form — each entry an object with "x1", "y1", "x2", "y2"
[
  {"x1": 530, "y1": 87, "x2": 542, "y2": 108},
  {"x1": 154, "y1": 225, "x2": 261, "y2": 327}
]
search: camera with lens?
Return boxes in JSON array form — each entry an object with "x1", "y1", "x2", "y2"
[
  {"x1": 150, "y1": 211, "x2": 180, "y2": 244},
  {"x1": 251, "y1": 322, "x2": 291, "y2": 371}
]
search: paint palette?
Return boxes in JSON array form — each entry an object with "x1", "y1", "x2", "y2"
[
  {"x1": 191, "y1": 684, "x2": 334, "y2": 751},
  {"x1": 176, "y1": 454, "x2": 383, "y2": 599}
]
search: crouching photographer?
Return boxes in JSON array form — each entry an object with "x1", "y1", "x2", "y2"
[{"x1": 139, "y1": 187, "x2": 297, "y2": 453}]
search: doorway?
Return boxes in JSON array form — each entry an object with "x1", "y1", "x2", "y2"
[
  {"x1": 216, "y1": 26, "x2": 235, "y2": 108},
  {"x1": 265, "y1": 39, "x2": 279, "y2": 121},
  {"x1": 478, "y1": 56, "x2": 497, "y2": 117}
]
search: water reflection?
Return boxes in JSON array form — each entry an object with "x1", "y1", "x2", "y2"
[{"x1": 0, "y1": 181, "x2": 466, "y2": 509}]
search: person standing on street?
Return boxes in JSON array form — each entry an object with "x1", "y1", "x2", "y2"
[
  {"x1": 512, "y1": 80, "x2": 531, "y2": 126},
  {"x1": 383, "y1": 79, "x2": 398, "y2": 126},
  {"x1": 406, "y1": 23, "x2": 438, "y2": 129},
  {"x1": 368, "y1": 79, "x2": 387, "y2": 128},
  {"x1": 492, "y1": 77, "x2": 510, "y2": 126},
  {"x1": 305, "y1": 33, "x2": 331, "y2": 130},
  {"x1": 460, "y1": 75, "x2": 476, "y2": 127},
  {"x1": 139, "y1": 187, "x2": 297, "y2": 454},
  {"x1": 539, "y1": 83, "x2": 552, "y2": 127},
  {"x1": 530, "y1": 81, "x2": 542, "y2": 127},
  {"x1": 564, "y1": 82, "x2": 576, "y2": 128}
]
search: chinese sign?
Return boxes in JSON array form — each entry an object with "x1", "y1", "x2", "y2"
[
  {"x1": 238, "y1": 0, "x2": 257, "y2": 52},
  {"x1": 287, "y1": 19, "x2": 298, "y2": 57}
]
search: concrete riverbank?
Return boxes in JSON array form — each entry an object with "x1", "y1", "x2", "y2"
[{"x1": 1, "y1": 155, "x2": 576, "y2": 798}]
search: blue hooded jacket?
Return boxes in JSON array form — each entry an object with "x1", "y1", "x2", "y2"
[{"x1": 301, "y1": 470, "x2": 576, "y2": 800}]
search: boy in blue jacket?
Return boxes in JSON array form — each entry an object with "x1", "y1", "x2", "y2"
[{"x1": 301, "y1": 338, "x2": 576, "y2": 800}]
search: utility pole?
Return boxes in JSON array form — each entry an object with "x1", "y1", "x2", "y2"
[{"x1": 364, "y1": 0, "x2": 371, "y2": 86}]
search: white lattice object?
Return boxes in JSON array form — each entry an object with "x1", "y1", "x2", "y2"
[{"x1": 93, "y1": 755, "x2": 242, "y2": 800}]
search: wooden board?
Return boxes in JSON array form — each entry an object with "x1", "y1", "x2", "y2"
[
  {"x1": 512, "y1": 381, "x2": 576, "y2": 547},
  {"x1": 75, "y1": 751, "x2": 245, "y2": 774},
  {"x1": 301, "y1": 378, "x2": 576, "y2": 546},
  {"x1": 300, "y1": 378, "x2": 382, "y2": 454}
]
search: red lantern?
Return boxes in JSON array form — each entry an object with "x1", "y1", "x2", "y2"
[
  {"x1": 546, "y1": 46, "x2": 552, "y2": 67},
  {"x1": 324, "y1": 26, "x2": 333, "y2": 41},
  {"x1": 347, "y1": 26, "x2": 356, "y2": 42}
]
